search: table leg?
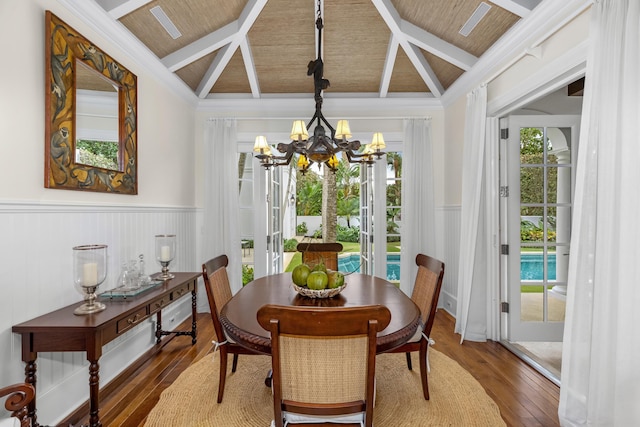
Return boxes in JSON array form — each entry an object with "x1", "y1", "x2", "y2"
[
  {"x1": 88, "y1": 360, "x2": 101, "y2": 427},
  {"x1": 24, "y1": 360, "x2": 38, "y2": 427},
  {"x1": 191, "y1": 290, "x2": 197, "y2": 344},
  {"x1": 155, "y1": 311, "x2": 163, "y2": 344}
]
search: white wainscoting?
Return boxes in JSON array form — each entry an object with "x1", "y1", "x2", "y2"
[
  {"x1": 436, "y1": 205, "x2": 461, "y2": 317},
  {"x1": 0, "y1": 200, "x2": 197, "y2": 424}
]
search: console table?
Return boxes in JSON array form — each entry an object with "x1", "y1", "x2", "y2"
[{"x1": 12, "y1": 271, "x2": 200, "y2": 427}]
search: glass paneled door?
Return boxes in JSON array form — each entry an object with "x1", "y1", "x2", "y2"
[
  {"x1": 503, "y1": 115, "x2": 580, "y2": 342},
  {"x1": 267, "y1": 166, "x2": 283, "y2": 275},
  {"x1": 359, "y1": 162, "x2": 374, "y2": 275}
]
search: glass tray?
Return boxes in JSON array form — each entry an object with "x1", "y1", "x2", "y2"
[{"x1": 99, "y1": 280, "x2": 164, "y2": 299}]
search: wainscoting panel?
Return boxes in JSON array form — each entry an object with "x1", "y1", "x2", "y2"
[
  {"x1": 0, "y1": 201, "x2": 197, "y2": 424},
  {"x1": 436, "y1": 206, "x2": 461, "y2": 317}
]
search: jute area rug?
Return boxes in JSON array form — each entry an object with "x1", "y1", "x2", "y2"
[{"x1": 145, "y1": 349, "x2": 505, "y2": 427}]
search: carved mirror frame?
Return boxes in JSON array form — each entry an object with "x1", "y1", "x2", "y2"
[{"x1": 45, "y1": 11, "x2": 138, "y2": 194}]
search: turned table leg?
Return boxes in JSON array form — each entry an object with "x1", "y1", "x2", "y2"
[
  {"x1": 24, "y1": 360, "x2": 38, "y2": 427},
  {"x1": 88, "y1": 360, "x2": 101, "y2": 427}
]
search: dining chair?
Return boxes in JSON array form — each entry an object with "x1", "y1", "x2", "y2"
[
  {"x1": 387, "y1": 253, "x2": 445, "y2": 400},
  {"x1": 257, "y1": 304, "x2": 391, "y2": 427},
  {"x1": 0, "y1": 383, "x2": 35, "y2": 427},
  {"x1": 296, "y1": 242, "x2": 343, "y2": 271},
  {"x1": 202, "y1": 254, "x2": 261, "y2": 403}
]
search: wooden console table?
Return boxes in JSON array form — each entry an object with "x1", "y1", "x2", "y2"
[{"x1": 12, "y1": 272, "x2": 200, "y2": 427}]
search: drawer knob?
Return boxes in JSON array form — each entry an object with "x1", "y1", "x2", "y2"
[{"x1": 155, "y1": 300, "x2": 165, "y2": 309}]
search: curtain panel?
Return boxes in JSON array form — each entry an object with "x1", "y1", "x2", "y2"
[
  {"x1": 203, "y1": 118, "x2": 242, "y2": 293},
  {"x1": 454, "y1": 85, "x2": 499, "y2": 343},
  {"x1": 400, "y1": 118, "x2": 436, "y2": 296},
  {"x1": 559, "y1": 0, "x2": 640, "y2": 424}
]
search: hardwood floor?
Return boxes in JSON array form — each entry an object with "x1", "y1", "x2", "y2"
[{"x1": 68, "y1": 310, "x2": 559, "y2": 427}]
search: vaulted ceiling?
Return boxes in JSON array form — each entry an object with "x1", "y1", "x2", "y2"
[{"x1": 88, "y1": 0, "x2": 542, "y2": 101}]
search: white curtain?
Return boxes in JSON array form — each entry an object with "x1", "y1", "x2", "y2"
[
  {"x1": 559, "y1": 0, "x2": 640, "y2": 424},
  {"x1": 400, "y1": 118, "x2": 436, "y2": 296},
  {"x1": 455, "y1": 85, "x2": 500, "y2": 343},
  {"x1": 202, "y1": 118, "x2": 242, "y2": 293}
]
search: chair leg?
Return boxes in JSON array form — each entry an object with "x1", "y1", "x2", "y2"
[
  {"x1": 217, "y1": 348, "x2": 228, "y2": 403},
  {"x1": 419, "y1": 347, "x2": 429, "y2": 400},
  {"x1": 405, "y1": 352, "x2": 413, "y2": 370},
  {"x1": 231, "y1": 353, "x2": 239, "y2": 373}
]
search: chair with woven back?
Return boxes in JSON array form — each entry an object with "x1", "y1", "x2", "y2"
[
  {"x1": 257, "y1": 304, "x2": 391, "y2": 427},
  {"x1": 202, "y1": 254, "x2": 262, "y2": 403},
  {"x1": 296, "y1": 242, "x2": 343, "y2": 271},
  {"x1": 387, "y1": 253, "x2": 445, "y2": 400}
]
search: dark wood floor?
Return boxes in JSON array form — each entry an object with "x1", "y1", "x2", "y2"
[{"x1": 71, "y1": 310, "x2": 560, "y2": 427}]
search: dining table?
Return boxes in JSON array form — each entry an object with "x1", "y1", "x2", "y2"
[{"x1": 219, "y1": 272, "x2": 421, "y2": 355}]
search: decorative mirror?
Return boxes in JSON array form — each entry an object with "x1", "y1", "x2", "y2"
[{"x1": 45, "y1": 11, "x2": 138, "y2": 194}]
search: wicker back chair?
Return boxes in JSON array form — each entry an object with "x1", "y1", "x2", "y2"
[
  {"x1": 296, "y1": 242, "x2": 343, "y2": 271},
  {"x1": 0, "y1": 383, "x2": 35, "y2": 427},
  {"x1": 202, "y1": 255, "x2": 261, "y2": 403},
  {"x1": 387, "y1": 253, "x2": 445, "y2": 400},
  {"x1": 258, "y1": 305, "x2": 391, "y2": 427}
]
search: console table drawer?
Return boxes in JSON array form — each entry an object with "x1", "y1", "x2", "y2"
[
  {"x1": 171, "y1": 282, "x2": 191, "y2": 300},
  {"x1": 117, "y1": 307, "x2": 148, "y2": 334},
  {"x1": 150, "y1": 296, "x2": 169, "y2": 314}
]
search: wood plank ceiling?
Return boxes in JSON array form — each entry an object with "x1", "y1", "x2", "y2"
[{"x1": 95, "y1": 0, "x2": 542, "y2": 99}]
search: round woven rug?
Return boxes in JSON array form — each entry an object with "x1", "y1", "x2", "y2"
[{"x1": 145, "y1": 349, "x2": 505, "y2": 427}]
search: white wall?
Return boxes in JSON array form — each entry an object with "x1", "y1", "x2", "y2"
[{"x1": 0, "y1": 1, "x2": 198, "y2": 423}]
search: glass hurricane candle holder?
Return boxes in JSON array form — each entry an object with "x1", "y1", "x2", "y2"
[
  {"x1": 155, "y1": 234, "x2": 176, "y2": 280},
  {"x1": 73, "y1": 244, "x2": 108, "y2": 315}
]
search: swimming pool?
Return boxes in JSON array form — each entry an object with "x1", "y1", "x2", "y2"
[
  {"x1": 521, "y1": 253, "x2": 556, "y2": 280},
  {"x1": 338, "y1": 252, "x2": 556, "y2": 282},
  {"x1": 338, "y1": 254, "x2": 401, "y2": 281}
]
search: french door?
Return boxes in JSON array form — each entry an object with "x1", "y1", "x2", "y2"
[
  {"x1": 238, "y1": 152, "x2": 284, "y2": 280},
  {"x1": 266, "y1": 167, "x2": 283, "y2": 275},
  {"x1": 503, "y1": 115, "x2": 580, "y2": 341},
  {"x1": 359, "y1": 163, "x2": 374, "y2": 275}
]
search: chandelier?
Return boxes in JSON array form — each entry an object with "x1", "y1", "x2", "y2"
[{"x1": 253, "y1": 0, "x2": 386, "y2": 173}]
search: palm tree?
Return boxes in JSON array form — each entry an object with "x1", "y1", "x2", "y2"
[
  {"x1": 297, "y1": 179, "x2": 322, "y2": 216},
  {"x1": 337, "y1": 194, "x2": 359, "y2": 227},
  {"x1": 386, "y1": 152, "x2": 402, "y2": 179},
  {"x1": 322, "y1": 166, "x2": 337, "y2": 242}
]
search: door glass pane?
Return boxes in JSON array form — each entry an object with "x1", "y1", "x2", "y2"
[
  {"x1": 238, "y1": 153, "x2": 255, "y2": 285},
  {"x1": 520, "y1": 166, "x2": 544, "y2": 204}
]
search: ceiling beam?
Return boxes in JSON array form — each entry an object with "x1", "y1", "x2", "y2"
[
  {"x1": 489, "y1": 0, "x2": 542, "y2": 18},
  {"x1": 195, "y1": 0, "x2": 268, "y2": 98},
  {"x1": 95, "y1": 0, "x2": 153, "y2": 20},
  {"x1": 240, "y1": 38, "x2": 261, "y2": 98},
  {"x1": 161, "y1": 22, "x2": 239, "y2": 72},
  {"x1": 371, "y1": 0, "x2": 444, "y2": 96},
  {"x1": 379, "y1": 34, "x2": 399, "y2": 97},
  {"x1": 400, "y1": 20, "x2": 478, "y2": 71}
]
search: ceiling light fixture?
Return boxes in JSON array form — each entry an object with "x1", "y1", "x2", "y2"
[{"x1": 253, "y1": 0, "x2": 385, "y2": 173}]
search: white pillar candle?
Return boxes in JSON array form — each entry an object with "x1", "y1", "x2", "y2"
[
  {"x1": 83, "y1": 263, "x2": 98, "y2": 286},
  {"x1": 160, "y1": 245, "x2": 171, "y2": 262}
]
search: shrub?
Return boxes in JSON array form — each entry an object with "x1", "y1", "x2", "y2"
[
  {"x1": 284, "y1": 238, "x2": 299, "y2": 252},
  {"x1": 337, "y1": 225, "x2": 360, "y2": 242},
  {"x1": 312, "y1": 224, "x2": 322, "y2": 239},
  {"x1": 296, "y1": 222, "x2": 308, "y2": 236},
  {"x1": 242, "y1": 264, "x2": 254, "y2": 286}
]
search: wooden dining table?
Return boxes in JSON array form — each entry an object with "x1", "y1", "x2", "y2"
[{"x1": 219, "y1": 272, "x2": 421, "y2": 355}]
